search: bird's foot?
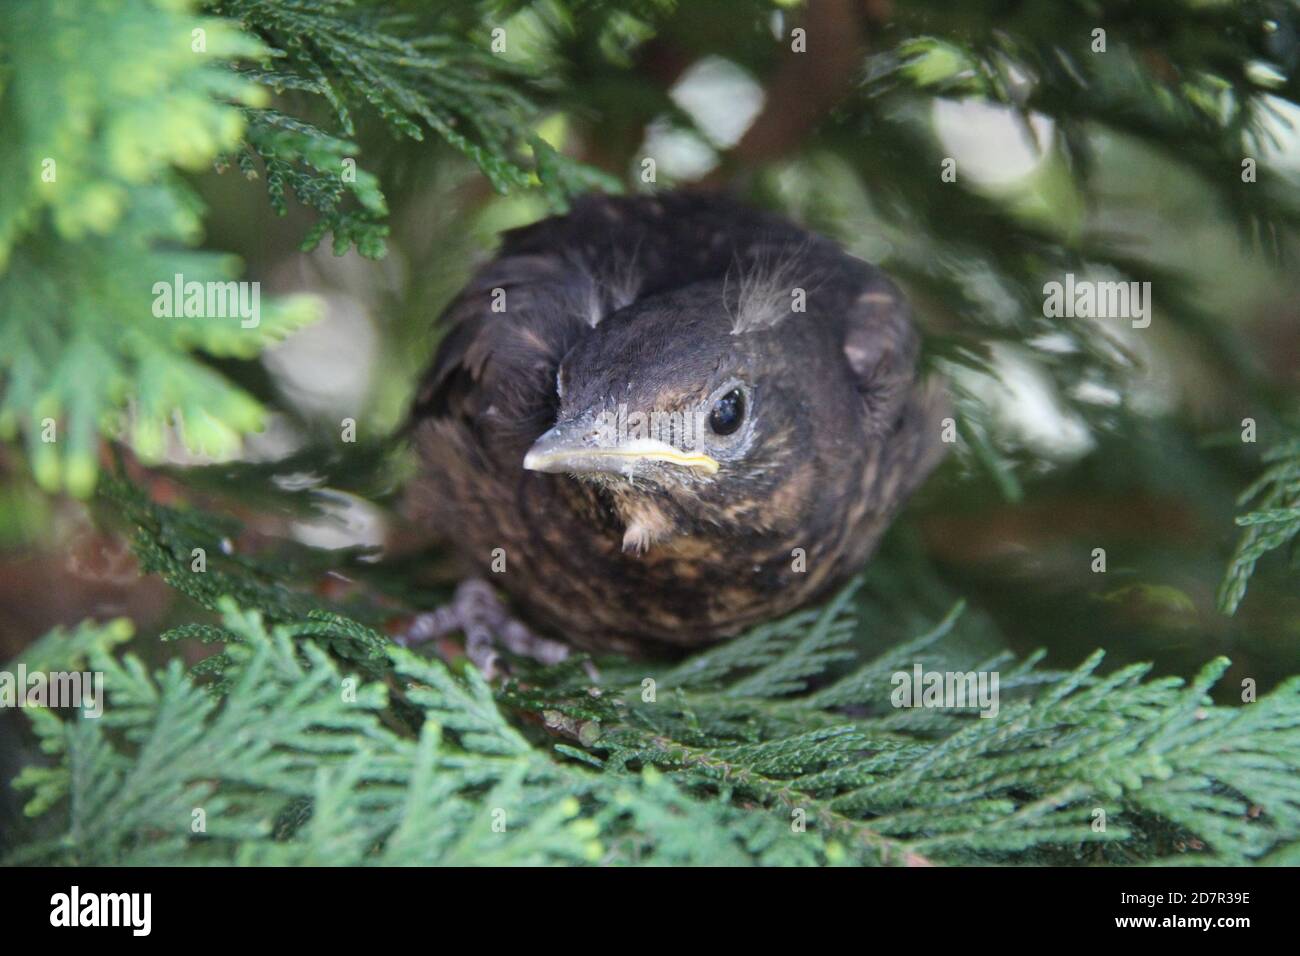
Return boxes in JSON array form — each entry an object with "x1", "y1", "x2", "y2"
[{"x1": 396, "y1": 578, "x2": 570, "y2": 679}]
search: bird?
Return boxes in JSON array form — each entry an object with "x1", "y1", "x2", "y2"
[{"x1": 404, "y1": 191, "x2": 945, "y2": 661}]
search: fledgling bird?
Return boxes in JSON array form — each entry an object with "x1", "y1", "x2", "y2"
[{"x1": 406, "y1": 192, "x2": 945, "y2": 658}]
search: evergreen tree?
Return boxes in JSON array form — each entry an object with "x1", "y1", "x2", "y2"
[{"x1": 1, "y1": 0, "x2": 1298, "y2": 865}]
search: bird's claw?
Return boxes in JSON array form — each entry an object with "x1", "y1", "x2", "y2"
[{"x1": 397, "y1": 578, "x2": 570, "y2": 680}]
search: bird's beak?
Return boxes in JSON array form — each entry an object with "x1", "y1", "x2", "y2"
[{"x1": 523, "y1": 419, "x2": 719, "y2": 476}]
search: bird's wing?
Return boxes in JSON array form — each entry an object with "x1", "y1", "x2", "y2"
[
  {"x1": 835, "y1": 265, "x2": 923, "y2": 434},
  {"x1": 409, "y1": 249, "x2": 591, "y2": 460},
  {"x1": 829, "y1": 259, "x2": 948, "y2": 499}
]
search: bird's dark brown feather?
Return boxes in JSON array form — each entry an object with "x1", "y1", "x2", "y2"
[{"x1": 407, "y1": 192, "x2": 945, "y2": 654}]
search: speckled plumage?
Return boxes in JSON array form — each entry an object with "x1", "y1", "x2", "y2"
[{"x1": 407, "y1": 192, "x2": 944, "y2": 654}]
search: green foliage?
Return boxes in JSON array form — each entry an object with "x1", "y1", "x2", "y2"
[
  {"x1": 237, "y1": 107, "x2": 389, "y2": 257},
  {"x1": 6, "y1": 602, "x2": 830, "y2": 866},
  {"x1": 218, "y1": 0, "x2": 538, "y2": 190},
  {"x1": 1220, "y1": 433, "x2": 1300, "y2": 614},
  {"x1": 0, "y1": 0, "x2": 620, "y2": 496},
  {"x1": 209, "y1": 0, "x2": 624, "y2": 255},
  {"x1": 100, "y1": 476, "x2": 394, "y2": 680},
  {"x1": 8, "y1": 489, "x2": 1299, "y2": 866},
  {"x1": 3, "y1": 0, "x2": 1300, "y2": 868},
  {"x1": 777, "y1": 0, "x2": 1300, "y2": 493},
  {"x1": 4, "y1": 0, "x2": 1296, "y2": 503},
  {"x1": 7, "y1": 581, "x2": 1298, "y2": 866},
  {"x1": 0, "y1": 0, "x2": 319, "y2": 496}
]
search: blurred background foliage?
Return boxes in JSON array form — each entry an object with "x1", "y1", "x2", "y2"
[{"x1": 1, "y1": 0, "x2": 1300, "y2": 862}]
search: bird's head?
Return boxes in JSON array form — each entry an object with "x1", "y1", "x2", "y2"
[{"x1": 522, "y1": 276, "x2": 909, "y2": 552}]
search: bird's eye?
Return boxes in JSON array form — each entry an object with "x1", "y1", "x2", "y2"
[{"x1": 708, "y1": 389, "x2": 745, "y2": 436}]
